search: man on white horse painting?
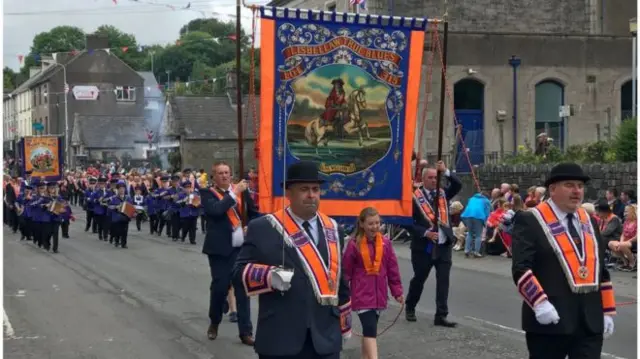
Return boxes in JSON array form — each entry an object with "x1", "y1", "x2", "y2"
[{"x1": 320, "y1": 78, "x2": 348, "y2": 139}]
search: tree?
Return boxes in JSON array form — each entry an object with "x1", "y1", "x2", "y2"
[
  {"x1": 613, "y1": 117, "x2": 637, "y2": 162},
  {"x1": 154, "y1": 31, "x2": 235, "y2": 84},
  {"x1": 4, "y1": 67, "x2": 17, "y2": 90},
  {"x1": 19, "y1": 26, "x2": 86, "y2": 83},
  {"x1": 180, "y1": 18, "x2": 249, "y2": 47},
  {"x1": 92, "y1": 25, "x2": 145, "y2": 70},
  {"x1": 209, "y1": 48, "x2": 261, "y2": 95}
]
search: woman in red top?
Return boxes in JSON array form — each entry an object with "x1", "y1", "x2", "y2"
[{"x1": 609, "y1": 204, "x2": 637, "y2": 270}]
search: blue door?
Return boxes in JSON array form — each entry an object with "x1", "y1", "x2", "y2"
[{"x1": 454, "y1": 109, "x2": 484, "y2": 173}]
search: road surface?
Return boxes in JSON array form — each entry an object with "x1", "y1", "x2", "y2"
[{"x1": 4, "y1": 214, "x2": 636, "y2": 359}]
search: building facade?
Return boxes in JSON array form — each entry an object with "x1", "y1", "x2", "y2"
[
  {"x1": 6, "y1": 35, "x2": 146, "y2": 168},
  {"x1": 268, "y1": 0, "x2": 636, "y2": 172}
]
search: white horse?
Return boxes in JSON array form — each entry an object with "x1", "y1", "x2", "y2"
[{"x1": 304, "y1": 88, "x2": 369, "y2": 156}]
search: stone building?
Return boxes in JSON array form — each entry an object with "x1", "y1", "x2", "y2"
[
  {"x1": 4, "y1": 34, "x2": 146, "y2": 167},
  {"x1": 268, "y1": 0, "x2": 636, "y2": 172},
  {"x1": 158, "y1": 78, "x2": 260, "y2": 172}
]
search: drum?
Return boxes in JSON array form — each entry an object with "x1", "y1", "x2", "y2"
[
  {"x1": 48, "y1": 200, "x2": 66, "y2": 215},
  {"x1": 188, "y1": 194, "x2": 201, "y2": 207},
  {"x1": 119, "y1": 202, "x2": 137, "y2": 218}
]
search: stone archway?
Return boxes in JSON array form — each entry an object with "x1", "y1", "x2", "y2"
[
  {"x1": 535, "y1": 80, "x2": 565, "y2": 150},
  {"x1": 453, "y1": 79, "x2": 484, "y2": 173}
]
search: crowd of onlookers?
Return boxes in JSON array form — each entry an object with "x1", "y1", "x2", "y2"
[{"x1": 449, "y1": 184, "x2": 637, "y2": 272}]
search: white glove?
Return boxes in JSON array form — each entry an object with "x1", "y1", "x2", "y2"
[
  {"x1": 270, "y1": 268, "x2": 293, "y2": 292},
  {"x1": 533, "y1": 300, "x2": 560, "y2": 325},
  {"x1": 342, "y1": 331, "x2": 351, "y2": 345},
  {"x1": 603, "y1": 315, "x2": 614, "y2": 339}
]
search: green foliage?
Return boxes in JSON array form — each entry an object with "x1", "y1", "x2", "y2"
[
  {"x1": 15, "y1": 19, "x2": 260, "y2": 94},
  {"x1": 504, "y1": 140, "x2": 620, "y2": 165},
  {"x1": 168, "y1": 151, "x2": 182, "y2": 171},
  {"x1": 4, "y1": 67, "x2": 17, "y2": 90},
  {"x1": 613, "y1": 117, "x2": 637, "y2": 162}
]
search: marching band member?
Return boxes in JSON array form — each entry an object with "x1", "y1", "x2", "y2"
[
  {"x1": 59, "y1": 196, "x2": 73, "y2": 240},
  {"x1": 133, "y1": 186, "x2": 146, "y2": 231},
  {"x1": 84, "y1": 177, "x2": 98, "y2": 233},
  {"x1": 33, "y1": 181, "x2": 53, "y2": 250},
  {"x1": 342, "y1": 207, "x2": 404, "y2": 359},
  {"x1": 155, "y1": 176, "x2": 172, "y2": 237},
  {"x1": 233, "y1": 161, "x2": 352, "y2": 358},
  {"x1": 405, "y1": 161, "x2": 462, "y2": 326},
  {"x1": 168, "y1": 174, "x2": 182, "y2": 241},
  {"x1": 177, "y1": 180, "x2": 200, "y2": 244},
  {"x1": 203, "y1": 161, "x2": 258, "y2": 345},
  {"x1": 15, "y1": 184, "x2": 33, "y2": 241},
  {"x1": 47, "y1": 182, "x2": 63, "y2": 253},
  {"x1": 108, "y1": 181, "x2": 134, "y2": 248},
  {"x1": 512, "y1": 163, "x2": 616, "y2": 358},
  {"x1": 106, "y1": 177, "x2": 119, "y2": 243},
  {"x1": 90, "y1": 177, "x2": 109, "y2": 241}
]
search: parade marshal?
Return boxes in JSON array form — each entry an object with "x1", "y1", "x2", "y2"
[
  {"x1": 512, "y1": 163, "x2": 616, "y2": 359},
  {"x1": 233, "y1": 161, "x2": 352, "y2": 359}
]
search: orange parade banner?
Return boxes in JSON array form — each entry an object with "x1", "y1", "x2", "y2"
[{"x1": 23, "y1": 136, "x2": 62, "y2": 178}]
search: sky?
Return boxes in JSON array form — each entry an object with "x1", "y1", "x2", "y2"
[{"x1": 3, "y1": 0, "x2": 267, "y2": 70}]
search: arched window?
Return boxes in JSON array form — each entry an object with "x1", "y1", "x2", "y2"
[
  {"x1": 621, "y1": 80, "x2": 633, "y2": 121},
  {"x1": 535, "y1": 80, "x2": 565, "y2": 149},
  {"x1": 453, "y1": 79, "x2": 484, "y2": 172}
]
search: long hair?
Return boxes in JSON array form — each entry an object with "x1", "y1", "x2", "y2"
[{"x1": 351, "y1": 207, "x2": 380, "y2": 248}]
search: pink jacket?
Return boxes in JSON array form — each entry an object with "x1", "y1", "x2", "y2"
[{"x1": 342, "y1": 236, "x2": 403, "y2": 311}]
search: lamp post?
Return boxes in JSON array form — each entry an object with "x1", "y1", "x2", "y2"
[
  {"x1": 45, "y1": 62, "x2": 69, "y2": 167},
  {"x1": 508, "y1": 55, "x2": 521, "y2": 155},
  {"x1": 630, "y1": 18, "x2": 637, "y2": 118}
]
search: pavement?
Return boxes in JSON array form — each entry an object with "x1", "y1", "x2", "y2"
[{"x1": 3, "y1": 211, "x2": 637, "y2": 359}]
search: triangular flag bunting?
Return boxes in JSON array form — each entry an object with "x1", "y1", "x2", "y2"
[
  {"x1": 122, "y1": 46, "x2": 129, "y2": 53},
  {"x1": 88, "y1": 49, "x2": 94, "y2": 55},
  {"x1": 18, "y1": 55, "x2": 24, "y2": 63},
  {"x1": 70, "y1": 49, "x2": 78, "y2": 56},
  {"x1": 175, "y1": 40, "x2": 182, "y2": 46},
  {"x1": 227, "y1": 34, "x2": 238, "y2": 41},
  {"x1": 105, "y1": 48, "x2": 111, "y2": 54}
]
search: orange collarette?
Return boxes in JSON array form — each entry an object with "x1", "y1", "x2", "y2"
[{"x1": 359, "y1": 232, "x2": 384, "y2": 275}]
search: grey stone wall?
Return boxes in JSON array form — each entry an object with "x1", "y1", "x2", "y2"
[{"x1": 455, "y1": 162, "x2": 638, "y2": 203}]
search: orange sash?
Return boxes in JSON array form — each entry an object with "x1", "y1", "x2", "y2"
[
  {"x1": 210, "y1": 186, "x2": 242, "y2": 230},
  {"x1": 532, "y1": 201, "x2": 600, "y2": 293},
  {"x1": 413, "y1": 188, "x2": 449, "y2": 227},
  {"x1": 267, "y1": 208, "x2": 341, "y2": 305},
  {"x1": 359, "y1": 233, "x2": 384, "y2": 275}
]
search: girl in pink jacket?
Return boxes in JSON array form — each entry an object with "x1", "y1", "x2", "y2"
[{"x1": 343, "y1": 207, "x2": 404, "y2": 359}]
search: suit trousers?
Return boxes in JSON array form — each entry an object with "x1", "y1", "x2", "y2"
[
  {"x1": 61, "y1": 220, "x2": 70, "y2": 237},
  {"x1": 258, "y1": 330, "x2": 340, "y2": 359},
  {"x1": 149, "y1": 214, "x2": 158, "y2": 234},
  {"x1": 19, "y1": 217, "x2": 31, "y2": 240},
  {"x1": 50, "y1": 222, "x2": 60, "y2": 252},
  {"x1": 208, "y1": 252, "x2": 252, "y2": 336},
  {"x1": 526, "y1": 329, "x2": 603, "y2": 359},
  {"x1": 158, "y1": 212, "x2": 170, "y2": 236},
  {"x1": 405, "y1": 244, "x2": 452, "y2": 319},
  {"x1": 112, "y1": 220, "x2": 130, "y2": 246},
  {"x1": 180, "y1": 217, "x2": 197, "y2": 243},
  {"x1": 170, "y1": 212, "x2": 181, "y2": 239}
]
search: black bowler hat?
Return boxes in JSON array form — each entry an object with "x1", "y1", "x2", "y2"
[
  {"x1": 595, "y1": 199, "x2": 611, "y2": 213},
  {"x1": 282, "y1": 161, "x2": 325, "y2": 188},
  {"x1": 544, "y1": 162, "x2": 591, "y2": 187}
]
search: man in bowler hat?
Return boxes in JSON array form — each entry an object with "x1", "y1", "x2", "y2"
[
  {"x1": 512, "y1": 162, "x2": 616, "y2": 358},
  {"x1": 233, "y1": 161, "x2": 352, "y2": 359}
]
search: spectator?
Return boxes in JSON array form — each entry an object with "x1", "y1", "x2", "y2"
[
  {"x1": 606, "y1": 188, "x2": 625, "y2": 219},
  {"x1": 525, "y1": 186, "x2": 536, "y2": 203},
  {"x1": 581, "y1": 202, "x2": 598, "y2": 222},
  {"x1": 460, "y1": 192, "x2": 491, "y2": 258},
  {"x1": 608, "y1": 204, "x2": 637, "y2": 271},
  {"x1": 596, "y1": 200, "x2": 622, "y2": 244},
  {"x1": 621, "y1": 189, "x2": 636, "y2": 206}
]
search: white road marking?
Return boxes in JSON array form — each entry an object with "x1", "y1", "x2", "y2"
[
  {"x1": 4, "y1": 290, "x2": 26, "y2": 298},
  {"x1": 3, "y1": 308, "x2": 15, "y2": 338},
  {"x1": 4, "y1": 336, "x2": 44, "y2": 340},
  {"x1": 464, "y1": 316, "x2": 628, "y2": 359}
]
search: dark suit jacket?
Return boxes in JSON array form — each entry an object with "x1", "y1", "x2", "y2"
[
  {"x1": 233, "y1": 215, "x2": 350, "y2": 357},
  {"x1": 410, "y1": 172, "x2": 462, "y2": 252},
  {"x1": 512, "y1": 210, "x2": 611, "y2": 335},
  {"x1": 611, "y1": 199, "x2": 625, "y2": 220},
  {"x1": 200, "y1": 186, "x2": 259, "y2": 257}
]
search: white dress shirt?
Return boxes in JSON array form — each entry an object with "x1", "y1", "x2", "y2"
[
  {"x1": 547, "y1": 199, "x2": 584, "y2": 243},
  {"x1": 424, "y1": 169, "x2": 451, "y2": 244},
  {"x1": 288, "y1": 209, "x2": 320, "y2": 245}
]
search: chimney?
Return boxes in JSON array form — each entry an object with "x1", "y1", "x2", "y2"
[
  {"x1": 86, "y1": 34, "x2": 109, "y2": 51},
  {"x1": 225, "y1": 69, "x2": 238, "y2": 106},
  {"x1": 29, "y1": 67, "x2": 41, "y2": 79}
]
